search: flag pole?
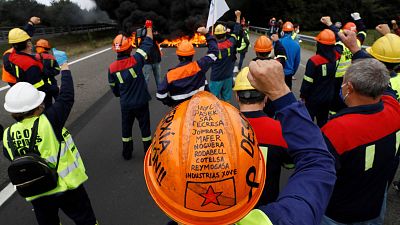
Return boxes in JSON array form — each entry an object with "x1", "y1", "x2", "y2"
[{"x1": 212, "y1": 0, "x2": 216, "y2": 35}]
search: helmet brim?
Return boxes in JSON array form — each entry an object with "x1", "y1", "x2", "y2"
[{"x1": 4, "y1": 91, "x2": 46, "y2": 113}]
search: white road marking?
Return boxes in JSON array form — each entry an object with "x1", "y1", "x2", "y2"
[
  {"x1": 0, "y1": 47, "x2": 112, "y2": 207},
  {"x1": 0, "y1": 47, "x2": 112, "y2": 93}
]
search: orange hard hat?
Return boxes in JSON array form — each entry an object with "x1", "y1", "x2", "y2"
[
  {"x1": 144, "y1": 91, "x2": 266, "y2": 225},
  {"x1": 112, "y1": 34, "x2": 132, "y2": 52},
  {"x1": 35, "y1": 39, "x2": 50, "y2": 54},
  {"x1": 315, "y1": 29, "x2": 336, "y2": 45},
  {"x1": 342, "y1": 22, "x2": 357, "y2": 32},
  {"x1": 282, "y1": 21, "x2": 294, "y2": 32},
  {"x1": 254, "y1": 35, "x2": 273, "y2": 53},
  {"x1": 176, "y1": 40, "x2": 196, "y2": 56}
]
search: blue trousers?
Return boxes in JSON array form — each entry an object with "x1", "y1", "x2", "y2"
[
  {"x1": 209, "y1": 77, "x2": 233, "y2": 101},
  {"x1": 143, "y1": 63, "x2": 162, "y2": 87}
]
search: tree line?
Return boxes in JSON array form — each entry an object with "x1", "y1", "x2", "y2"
[{"x1": 0, "y1": 0, "x2": 111, "y2": 27}]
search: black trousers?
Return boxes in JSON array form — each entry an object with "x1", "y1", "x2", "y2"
[
  {"x1": 121, "y1": 103, "x2": 151, "y2": 142},
  {"x1": 284, "y1": 75, "x2": 294, "y2": 90},
  {"x1": 31, "y1": 185, "x2": 97, "y2": 225},
  {"x1": 305, "y1": 102, "x2": 330, "y2": 128}
]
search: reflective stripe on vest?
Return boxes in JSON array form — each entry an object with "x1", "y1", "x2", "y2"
[
  {"x1": 335, "y1": 41, "x2": 360, "y2": 78},
  {"x1": 218, "y1": 48, "x2": 231, "y2": 60},
  {"x1": 235, "y1": 209, "x2": 273, "y2": 225},
  {"x1": 291, "y1": 32, "x2": 297, "y2": 40},
  {"x1": 237, "y1": 32, "x2": 250, "y2": 52},
  {"x1": 3, "y1": 115, "x2": 87, "y2": 201},
  {"x1": 390, "y1": 74, "x2": 400, "y2": 101}
]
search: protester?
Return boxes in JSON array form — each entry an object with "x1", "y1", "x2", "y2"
[
  {"x1": 35, "y1": 39, "x2": 61, "y2": 103},
  {"x1": 300, "y1": 29, "x2": 340, "y2": 127},
  {"x1": 209, "y1": 10, "x2": 241, "y2": 101},
  {"x1": 146, "y1": 58, "x2": 336, "y2": 225},
  {"x1": 156, "y1": 26, "x2": 218, "y2": 107},
  {"x1": 143, "y1": 31, "x2": 164, "y2": 88},
  {"x1": 108, "y1": 20, "x2": 154, "y2": 159},
  {"x1": 280, "y1": 21, "x2": 301, "y2": 89},
  {"x1": 2, "y1": 52, "x2": 98, "y2": 225},
  {"x1": 233, "y1": 67, "x2": 293, "y2": 205}
]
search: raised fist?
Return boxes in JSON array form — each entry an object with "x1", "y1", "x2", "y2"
[
  {"x1": 235, "y1": 10, "x2": 241, "y2": 17},
  {"x1": 145, "y1": 20, "x2": 153, "y2": 28},
  {"x1": 351, "y1": 12, "x2": 361, "y2": 20},
  {"x1": 320, "y1": 16, "x2": 332, "y2": 26},
  {"x1": 29, "y1": 17, "x2": 41, "y2": 25},
  {"x1": 197, "y1": 27, "x2": 208, "y2": 35}
]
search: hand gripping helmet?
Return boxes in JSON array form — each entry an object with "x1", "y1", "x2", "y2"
[
  {"x1": 144, "y1": 91, "x2": 266, "y2": 225},
  {"x1": 176, "y1": 40, "x2": 196, "y2": 56},
  {"x1": 112, "y1": 34, "x2": 132, "y2": 52},
  {"x1": 254, "y1": 35, "x2": 273, "y2": 53}
]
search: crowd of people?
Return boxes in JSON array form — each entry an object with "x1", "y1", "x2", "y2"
[{"x1": 0, "y1": 9, "x2": 399, "y2": 225}]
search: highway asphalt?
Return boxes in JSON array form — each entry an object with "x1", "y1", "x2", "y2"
[{"x1": 0, "y1": 33, "x2": 398, "y2": 225}]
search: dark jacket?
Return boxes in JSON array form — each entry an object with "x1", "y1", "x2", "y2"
[
  {"x1": 243, "y1": 110, "x2": 293, "y2": 206},
  {"x1": 322, "y1": 95, "x2": 400, "y2": 223},
  {"x1": 210, "y1": 22, "x2": 240, "y2": 81},
  {"x1": 156, "y1": 34, "x2": 218, "y2": 107},
  {"x1": 108, "y1": 37, "x2": 153, "y2": 109},
  {"x1": 258, "y1": 93, "x2": 336, "y2": 225},
  {"x1": 300, "y1": 46, "x2": 340, "y2": 104}
]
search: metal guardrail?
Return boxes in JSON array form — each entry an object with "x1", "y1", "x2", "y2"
[
  {"x1": 249, "y1": 25, "x2": 370, "y2": 48},
  {"x1": 0, "y1": 23, "x2": 117, "y2": 41}
]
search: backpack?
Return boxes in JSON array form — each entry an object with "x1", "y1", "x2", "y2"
[{"x1": 7, "y1": 118, "x2": 61, "y2": 198}]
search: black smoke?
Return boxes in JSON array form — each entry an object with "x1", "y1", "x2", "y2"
[{"x1": 94, "y1": 0, "x2": 245, "y2": 38}]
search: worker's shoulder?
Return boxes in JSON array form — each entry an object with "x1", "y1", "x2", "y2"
[
  {"x1": 9, "y1": 52, "x2": 41, "y2": 70},
  {"x1": 308, "y1": 54, "x2": 329, "y2": 66},
  {"x1": 108, "y1": 56, "x2": 137, "y2": 74}
]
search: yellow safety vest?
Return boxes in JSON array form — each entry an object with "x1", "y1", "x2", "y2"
[
  {"x1": 237, "y1": 30, "x2": 250, "y2": 52},
  {"x1": 390, "y1": 73, "x2": 400, "y2": 101},
  {"x1": 235, "y1": 209, "x2": 274, "y2": 225},
  {"x1": 291, "y1": 32, "x2": 297, "y2": 40},
  {"x1": 3, "y1": 115, "x2": 88, "y2": 201}
]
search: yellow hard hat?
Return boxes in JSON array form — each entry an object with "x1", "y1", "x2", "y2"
[
  {"x1": 233, "y1": 67, "x2": 255, "y2": 91},
  {"x1": 214, "y1": 24, "x2": 226, "y2": 35},
  {"x1": 8, "y1": 28, "x2": 31, "y2": 44},
  {"x1": 366, "y1": 33, "x2": 400, "y2": 63},
  {"x1": 144, "y1": 91, "x2": 266, "y2": 225}
]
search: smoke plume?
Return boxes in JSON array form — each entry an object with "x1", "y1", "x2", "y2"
[
  {"x1": 94, "y1": 0, "x2": 246, "y2": 38},
  {"x1": 94, "y1": 0, "x2": 212, "y2": 38}
]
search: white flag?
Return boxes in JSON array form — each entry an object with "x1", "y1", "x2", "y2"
[{"x1": 206, "y1": 0, "x2": 230, "y2": 29}]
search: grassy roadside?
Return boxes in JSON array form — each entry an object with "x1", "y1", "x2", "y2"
[{"x1": 0, "y1": 29, "x2": 116, "y2": 76}]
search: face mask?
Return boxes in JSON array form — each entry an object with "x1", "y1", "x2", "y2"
[
  {"x1": 340, "y1": 83, "x2": 349, "y2": 103},
  {"x1": 295, "y1": 29, "x2": 300, "y2": 34}
]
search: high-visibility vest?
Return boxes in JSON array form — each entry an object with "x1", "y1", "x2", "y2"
[
  {"x1": 237, "y1": 30, "x2": 250, "y2": 52},
  {"x1": 3, "y1": 115, "x2": 88, "y2": 201},
  {"x1": 390, "y1": 73, "x2": 400, "y2": 101},
  {"x1": 335, "y1": 39, "x2": 361, "y2": 78},
  {"x1": 2, "y1": 48, "x2": 16, "y2": 84},
  {"x1": 291, "y1": 32, "x2": 297, "y2": 40}
]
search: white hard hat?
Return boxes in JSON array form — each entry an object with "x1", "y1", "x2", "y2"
[{"x1": 4, "y1": 82, "x2": 46, "y2": 113}]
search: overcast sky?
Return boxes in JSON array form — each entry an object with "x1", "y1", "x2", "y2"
[{"x1": 35, "y1": 0, "x2": 96, "y2": 10}]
